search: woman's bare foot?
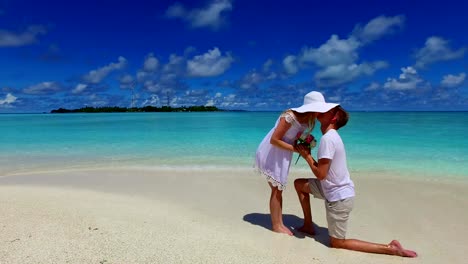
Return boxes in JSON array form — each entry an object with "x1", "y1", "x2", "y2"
[
  {"x1": 389, "y1": 240, "x2": 418, "y2": 257},
  {"x1": 272, "y1": 225, "x2": 293, "y2": 236},
  {"x1": 281, "y1": 225, "x2": 293, "y2": 236},
  {"x1": 296, "y1": 225, "x2": 315, "y2": 236}
]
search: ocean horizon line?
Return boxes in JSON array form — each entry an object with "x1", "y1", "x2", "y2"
[{"x1": 1, "y1": 109, "x2": 468, "y2": 114}]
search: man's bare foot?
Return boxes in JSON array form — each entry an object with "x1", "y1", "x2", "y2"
[
  {"x1": 389, "y1": 240, "x2": 418, "y2": 258},
  {"x1": 272, "y1": 225, "x2": 293, "y2": 236},
  {"x1": 296, "y1": 225, "x2": 315, "y2": 236}
]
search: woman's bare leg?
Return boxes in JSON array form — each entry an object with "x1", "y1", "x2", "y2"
[{"x1": 269, "y1": 182, "x2": 292, "y2": 235}]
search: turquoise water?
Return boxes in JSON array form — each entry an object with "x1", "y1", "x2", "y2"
[{"x1": 1, "y1": 112, "x2": 467, "y2": 178}]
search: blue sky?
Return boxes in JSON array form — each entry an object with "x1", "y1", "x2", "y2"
[{"x1": 0, "y1": 0, "x2": 467, "y2": 112}]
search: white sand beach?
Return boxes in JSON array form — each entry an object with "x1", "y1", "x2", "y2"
[{"x1": 0, "y1": 167, "x2": 467, "y2": 264}]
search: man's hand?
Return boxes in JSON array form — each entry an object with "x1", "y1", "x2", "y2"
[{"x1": 296, "y1": 144, "x2": 311, "y2": 158}]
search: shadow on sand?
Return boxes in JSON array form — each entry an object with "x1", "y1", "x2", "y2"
[{"x1": 243, "y1": 213, "x2": 329, "y2": 246}]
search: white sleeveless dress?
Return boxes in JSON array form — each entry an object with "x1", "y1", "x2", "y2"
[{"x1": 254, "y1": 111, "x2": 309, "y2": 190}]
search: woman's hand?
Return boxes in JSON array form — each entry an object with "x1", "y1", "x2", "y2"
[{"x1": 293, "y1": 140, "x2": 299, "y2": 152}]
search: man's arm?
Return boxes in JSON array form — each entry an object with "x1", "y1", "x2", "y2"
[{"x1": 297, "y1": 145, "x2": 331, "y2": 180}]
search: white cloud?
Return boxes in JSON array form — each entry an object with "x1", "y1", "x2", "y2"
[
  {"x1": 72, "y1": 83, "x2": 88, "y2": 94},
  {"x1": 441, "y1": 73, "x2": 466, "y2": 88},
  {"x1": 266, "y1": 72, "x2": 278, "y2": 80},
  {"x1": 0, "y1": 93, "x2": 17, "y2": 105},
  {"x1": 23, "y1": 82, "x2": 61, "y2": 94},
  {"x1": 383, "y1": 66, "x2": 425, "y2": 90},
  {"x1": 219, "y1": 93, "x2": 249, "y2": 108},
  {"x1": 143, "y1": 80, "x2": 162, "y2": 92},
  {"x1": 83, "y1": 56, "x2": 127, "y2": 84},
  {"x1": 299, "y1": 35, "x2": 360, "y2": 67},
  {"x1": 283, "y1": 55, "x2": 298, "y2": 74},
  {"x1": 205, "y1": 92, "x2": 224, "y2": 106},
  {"x1": 351, "y1": 15, "x2": 405, "y2": 44},
  {"x1": 315, "y1": 61, "x2": 387, "y2": 87},
  {"x1": 163, "y1": 54, "x2": 185, "y2": 75},
  {"x1": 185, "y1": 89, "x2": 208, "y2": 97},
  {"x1": 88, "y1": 94, "x2": 108, "y2": 107},
  {"x1": 263, "y1": 59, "x2": 273, "y2": 72},
  {"x1": 165, "y1": 3, "x2": 185, "y2": 17},
  {"x1": 0, "y1": 25, "x2": 46, "y2": 47},
  {"x1": 187, "y1": 47, "x2": 233, "y2": 77},
  {"x1": 136, "y1": 71, "x2": 150, "y2": 82},
  {"x1": 119, "y1": 74, "x2": 134, "y2": 89},
  {"x1": 364, "y1": 82, "x2": 381, "y2": 91},
  {"x1": 414, "y1": 37, "x2": 466, "y2": 68},
  {"x1": 141, "y1": 94, "x2": 161, "y2": 106},
  {"x1": 205, "y1": 99, "x2": 215, "y2": 106},
  {"x1": 120, "y1": 74, "x2": 134, "y2": 83},
  {"x1": 143, "y1": 53, "x2": 159, "y2": 72},
  {"x1": 239, "y1": 71, "x2": 264, "y2": 89},
  {"x1": 165, "y1": 0, "x2": 233, "y2": 30},
  {"x1": 281, "y1": 15, "x2": 403, "y2": 87}
]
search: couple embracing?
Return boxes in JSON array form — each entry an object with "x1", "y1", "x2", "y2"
[{"x1": 254, "y1": 91, "x2": 417, "y2": 258}]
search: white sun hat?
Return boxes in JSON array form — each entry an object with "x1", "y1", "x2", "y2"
[{"x1": 291, "y1": 91, "x2": 339, "y2": 113}]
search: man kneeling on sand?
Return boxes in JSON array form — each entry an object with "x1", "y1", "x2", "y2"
[{"x1": 295, "y1": 105, "x2": 417, "y2": 258}]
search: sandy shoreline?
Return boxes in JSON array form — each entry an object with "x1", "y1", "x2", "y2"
[{"x1": 1, "y1": 167, "x2": 467, "y2": 263}]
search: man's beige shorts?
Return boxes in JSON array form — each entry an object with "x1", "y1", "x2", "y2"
[{"x1": 308, "y1": 178, "x2": 354, "y2": 239}]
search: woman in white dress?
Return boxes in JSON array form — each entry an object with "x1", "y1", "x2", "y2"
[{"x1": 255, "y1": 91, "x2": 338, "y2": 235}]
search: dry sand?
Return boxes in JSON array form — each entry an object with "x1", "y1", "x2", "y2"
[{"x1": 0, "y1": 167, "x2": 467, "y2": 263}]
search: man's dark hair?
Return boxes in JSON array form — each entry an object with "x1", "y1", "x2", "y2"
[{"x1": 334, "y1": 106, "x2": 349, "y2": 129}]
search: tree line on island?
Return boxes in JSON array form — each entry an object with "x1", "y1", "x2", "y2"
[{"x1": 50, "y1": 105, "x2": 222, "y2": 113}]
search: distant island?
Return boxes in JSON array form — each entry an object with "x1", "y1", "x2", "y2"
[{"x1": 50, "y1": 105, "x2": 222, "y2": 113}]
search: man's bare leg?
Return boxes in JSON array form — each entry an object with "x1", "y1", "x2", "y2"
[
  {"x1": 294, "y1": 179, "x2": 315, "y2": 235},
  {"x1": 269, "y1": 183, "x2": 293, "y2": 236},
  {"x1": 330, "y1": 237, "x2": 417, "y2": 257}
]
